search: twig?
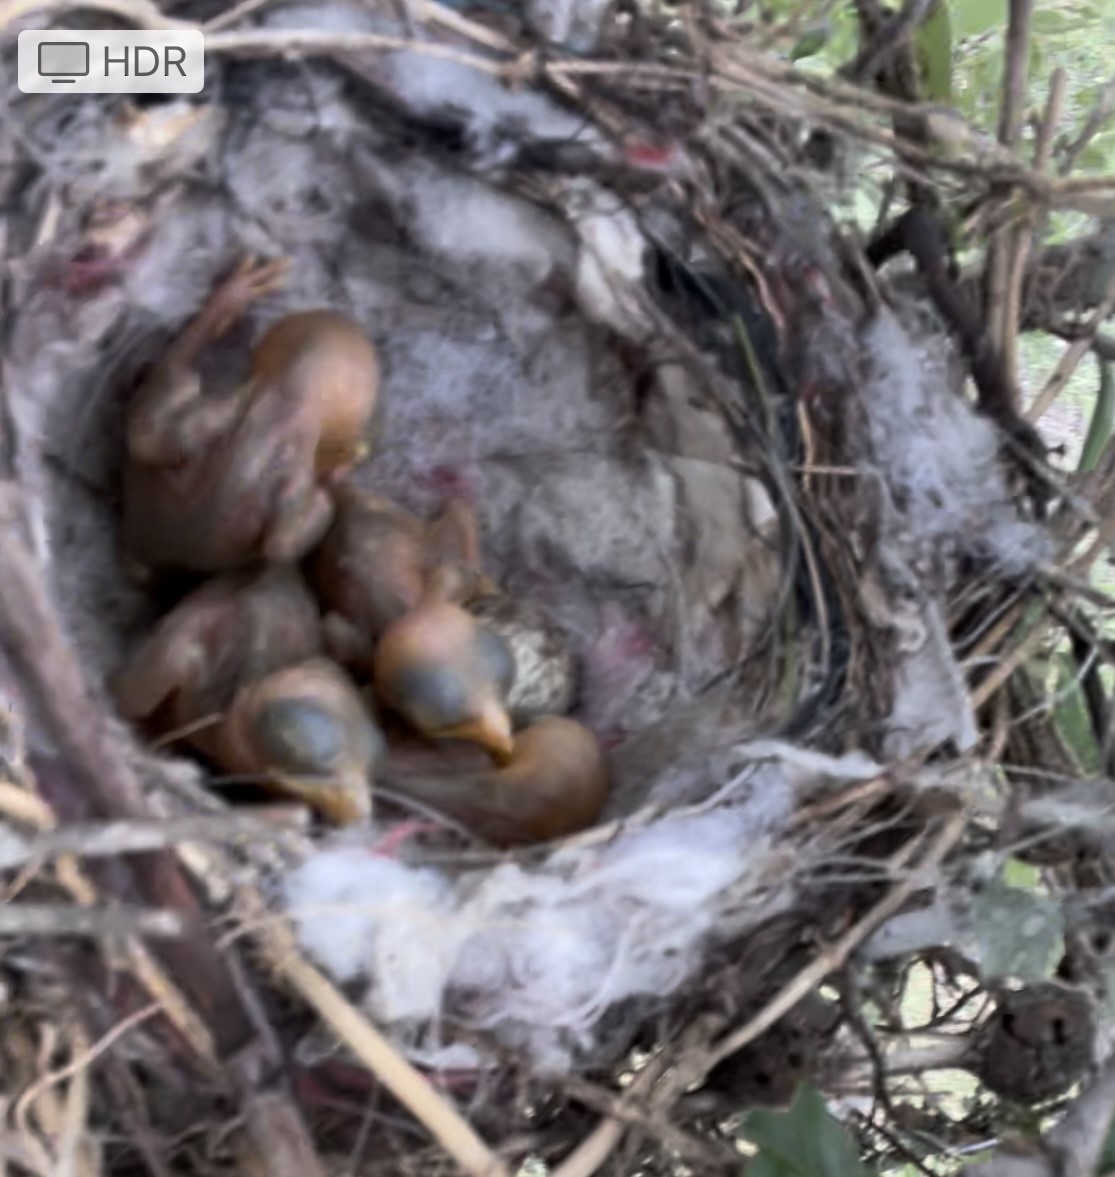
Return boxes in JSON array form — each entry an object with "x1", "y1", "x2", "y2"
[
  {"x1": 54, "y1": 1025, "x2": 93, "y2": 1177},
  {"x1": 997, "y1": 0, "x2": 1034, "y2": 150},
  {"x1": 0, "y1": 812, "x2": 301, "y2": 871},
  {"x1": 1057, "y1": 73, "x2": 1115, "y2": 176},
  {"x1": 0, "y1": 902, "x2": 184, "y2": 938},
  {"x1": 701, "y1": 811, "x2": 966, "y2": 1072},
  {"x1": 549, "y1": 1049, "x2": 676, "y2": 1177},
  {"x1": 247, "y1": 898, "x2": 511, "y2": 1177},
  {"x1": 14, "y1": 1003, "x2": 162, "y2": 1154},
  {"x1": 1001, "y1": 70, "x2": 1066, "y2": 389},
  {"x1": 560, "y1": 1075, "x2": 735, "y2": 1171},
  {"x1": 201, "y1": 0, "x2": 275, "y2": 34},
  {"x1": 1028, "y1": 267, "x2": 1115, "y2": 422},
  {"x1": 844, "y1": 0, "x2": 934, "y2": 85},
  {"x1": 985, "y1": 0, "x2": 1034, "y2": 361},
  {"x1": 970, "y1": 621, "x2": 1047, "y2": 710}
]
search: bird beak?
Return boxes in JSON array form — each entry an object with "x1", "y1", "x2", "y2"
[
  {"x1": 442, "y1": 701, "x2": 514, "y2": 765},
  {"x1": 274, "y1": 771, "x2": 372, "y2": 826}
]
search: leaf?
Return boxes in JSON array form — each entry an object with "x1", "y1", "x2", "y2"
[
  {"x1": 1028, "y1": 37, "x2": 1044, "y2": 80},
  {"x1": 789, "y1": 22, "x2": 830, "y2": 61},
  {"x1": 1031, "y1": 8, "x2": 1076, "y2": 35},
  {"x1": 951, "y1": 0, "x2": 1004, "y2": 39},
  {"x1": 914, "y1": 0, "x2": 954, "y2": 102},
  {"x1": 970, "y1": 878, "x2": 1064, "y2": 983},
  {"x1": 1050, "y1": 649, "x2": 1101, "y2": 776},
  {"x1": 908, "y1": 0, "x2": 956, "y2": 100},
  {"x1": 1079, "y1": 359, "x2": 1115, "y2": 475},
  {"x1": 1002, "y1": 857, "x2": 1040, "y2": 891},
  {"x1": 742, "y1": 1083, "x2": 872, "y2": 1177}
]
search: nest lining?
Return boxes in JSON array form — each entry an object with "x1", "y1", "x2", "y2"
[{"x1": 0, "y1": 0, "x2": 1067, "y2": 1153}]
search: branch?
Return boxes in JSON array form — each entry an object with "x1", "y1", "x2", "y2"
[
  {"x1": 985, "y1": 0, "x2": 1034, "y2": 361},
  {"x1": 0, "y1": 902, "x2": 184, "y2": 938},
  {"x1": 0, "y1": 813, "x2": 302, "y2": 872}
]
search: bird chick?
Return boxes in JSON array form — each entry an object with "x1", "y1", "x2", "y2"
[
  {"x1": 122, "y1": 255, "x2": 381, "y2": 573},
  {"x1": 382, "y1": 716, "x2": 609, "y2": 847},
  {"x1": 110, "y1": 566, "x2": 335, "y2": 810},
  {"x1": 465, "y1": 589, "x2": 577, "y2": 724},
  {"x1": 372, "y1": 569, "x2": 515, "y2": 763},
  {"x1": 310, "y1": 481, "x2": 496, "y2": 671},
  {"x1": 220, "y1": 658, "x2": 382, "y2": 825},
  {"x1": 111, "y1": 565, "x2": 322, "y2": 736}
]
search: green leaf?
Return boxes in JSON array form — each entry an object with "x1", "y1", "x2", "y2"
[
  {"x1": 1002, "y1": 857, "x2": 1040, "y2": 890},
  {"x1": 1031, "y1": 8, "x2": 1076, "y2": 35},
  {"x1": 951, "y1": 0, "x2": 1004, "y2": 38},
  {"x1": 1050, "y1": 650, "x2": 1102, "y2": 775},
  {"x1": 914, "y1": 0, "x2": 953, "y2": 102},
  {"x1": 1028, "y1": 37, "x2": 1044, "y2": 80},
  {"x1": 970, "y1": 878, "x2": 1064, "y2": 983},
  {"x1": 789, "y1": 22, "x2": 830, "y2": 61},
  {"x1": 1080, "y1": 141, "x2": 1112, "y2": 172},
  {"x1": 742, "y1": 1084, "x2": 872, "y2": 1177},
  {"x1": 1081, "y1": 359, "x2": 1115, "y2": 474}
]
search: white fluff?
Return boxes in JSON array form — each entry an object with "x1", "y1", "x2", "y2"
[
  {"x1": 562, "y1": 181, "x2": 654, "y2": 341},
  {"x1": 860, "y1": 310, "x2": 1050, "y2": 757},
  {"x1": 862, "y1": 311, "x2": 1052, "y2": 581},
  {"x1": 281, "y1": 746, "x2": 873, "y2": 1073}
]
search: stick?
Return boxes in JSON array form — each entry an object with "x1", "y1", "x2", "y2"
[
  {"x1": 0, "y1": 902, "x2": 184, "y2": 938},
  {"x1": 249, "y1": 903, "x2": 511, "y2": 1177},
  {"x1": 0, "y1": 812, "x2": 300, "y2": 871}
]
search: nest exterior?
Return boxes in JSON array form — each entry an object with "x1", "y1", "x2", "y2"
[{"x1": 0, "y1": 2, "x2": 1101, "y2": 1175}]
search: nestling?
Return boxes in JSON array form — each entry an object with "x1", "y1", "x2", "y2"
[
  {"x1": 219, "y1": 657, "x2": 383, "y2": 825},
  {"x1": 311, "y1": 481, "x2": 495, "y2": 670},
  {"x1": 110, "y1": 565, "x2": 344, "y2": 816},
  {"x1": 121, "y1": 255, "x2": 381, "y2": 573},
  {"x1": 372, "y1": 568, "x2": 516, "y2": 763},
  {"x1": 382, "y1": 716, "x2": 609, "y2": 846}
]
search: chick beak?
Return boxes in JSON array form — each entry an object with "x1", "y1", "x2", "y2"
[
  {"x1": 444, "y1": 701, "x2": 514, "y2": 765},
  {"x1": 275, "y1": 770, "x2": 372, "y2": 826}
]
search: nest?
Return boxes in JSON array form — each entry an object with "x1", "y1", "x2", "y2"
[{"x1": 1, "y1": 2, "x2": 1110, "y2": 1175}]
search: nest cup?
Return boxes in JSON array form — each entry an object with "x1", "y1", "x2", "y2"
[{"x1": 0, "y1": 0, "x2": 1056, "y2": 1147}]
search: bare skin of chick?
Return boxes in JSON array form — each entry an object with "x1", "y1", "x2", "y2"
[
  {"x1": 311, "y1": 480, "x2": 497, "y2": 670},
  {"x1": 382, "y1": 716, "x2": 609, "y2": 847},
  {"x1": 372, "y1": 568, "x2": 516, "y2": 764},
  {"x1": 122, "y1": 256, "x2": 381, "y2": 573},
  {"x1": 220, "y1": 658, "x2": 382, "y2": 825},
  {"x1": 110, "y1": 565, "x2": 321, "y2": 774}
]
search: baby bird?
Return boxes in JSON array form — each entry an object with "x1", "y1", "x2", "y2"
[
  {"x1": 219, "y1": 658, "x2": 383, "y2": 825},
  {"x1": 382, "y1": 716, "x2": 609, "y2": 847},
  {"x1": 122, "y1": 255, "x2": 380, "y2": 574},
  {"x1": 373, "y1": 568, "x2": 516, "y2": 763},
  {"x1": 311, "y1": 482, "x2": 496, "y2": 670},
  {"x1": 110, "y1": 567, "x2": 376, "y2": 823}
]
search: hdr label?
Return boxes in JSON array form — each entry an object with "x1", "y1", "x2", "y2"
[{"x1": 18, "y1": 29, "x2": 205, "y2": 94}]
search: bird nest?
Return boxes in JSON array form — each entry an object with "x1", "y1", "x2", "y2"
[{"x1": 0, "y1": 2, "x2": 1100, "y2": 1175}]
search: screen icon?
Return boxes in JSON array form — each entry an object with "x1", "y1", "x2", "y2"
[
  {"x1": 37, "y1": 40, "x2": 90, "y2": 84},
  {"x1": 18, "y1": 30, "x2": 205, "y2": 94}
]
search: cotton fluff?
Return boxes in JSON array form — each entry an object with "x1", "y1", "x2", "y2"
[
  {"x1": 377, "y1": 51, "x2": 603, "y2": 168},
  {"x1": 282, "y1": 756, "x2": 816, "y2": 1073},
  {"x1": 859, "y1": 310, "x2": 1050, "y2": 758},
  {"x1": 861, "y1": 310, "x2": 1052, "y2": 582}
]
